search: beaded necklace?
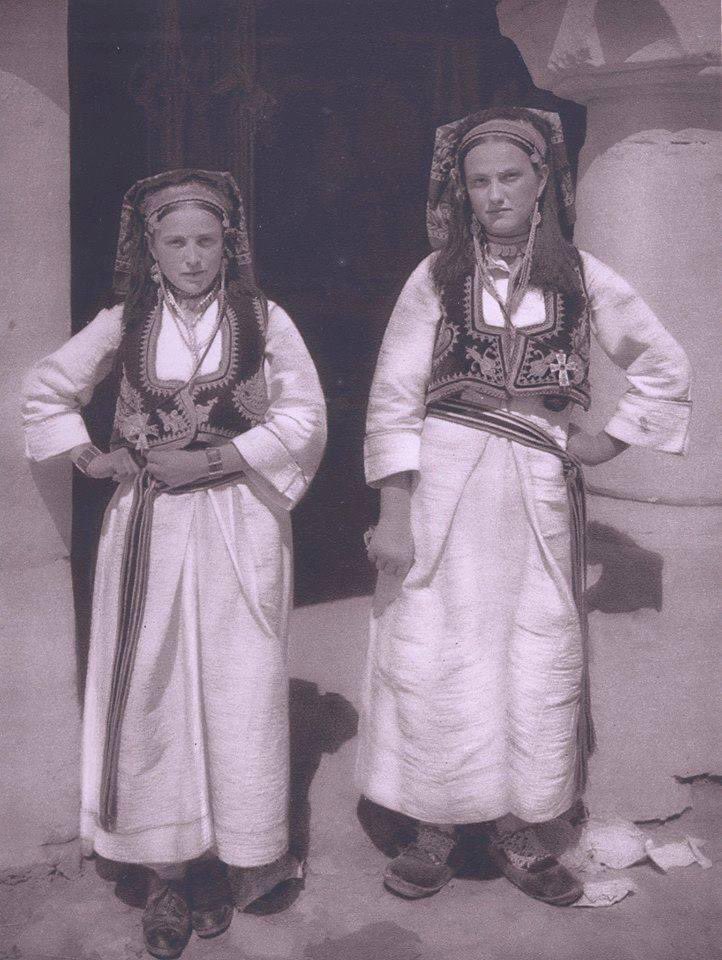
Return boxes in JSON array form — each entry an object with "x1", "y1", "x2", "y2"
[
  {"x1": 474, "y1": 202, "x2": 541, "y2": 326},
  {"x1": 158, "y1": 275, "x2": 221, "y2": 367}
]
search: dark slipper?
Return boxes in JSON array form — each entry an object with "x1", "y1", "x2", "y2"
[
  {"x1": 142, "y1": 878, "x2": 192, "y2": 959},
  {"x1": 383, "y1": 823, "x2": 460, "y2": 899},
  {"x1": 487, "y1": 826, "x2": 583, "y2": 906},
  {"x1": 186, "y1": 859, "x2": 234, "y2": 939}
]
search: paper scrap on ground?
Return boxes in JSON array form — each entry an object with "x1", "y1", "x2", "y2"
[
  {"x1": 572, "y1": 877, "x2": 638, "y2": 908},
  {"x1": 577, "y1": 817, "x2": 648, "y2": 870},
  {"x1": 645, "y1": 837, "x2": 713, "y2": 872}
]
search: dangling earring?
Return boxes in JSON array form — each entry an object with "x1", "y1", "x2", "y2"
[
  {"x1": 471, "y1": 213, "x2": 484, "y2": 241},
  {"x1": 150, "y1": 260, "x2": 161, "y2": 286},
  {"x1": 528, "y1": 195, "x2": 542, "y2": 245},
  {"x1": 506, "y1": 196, "x2": 542, "y2": 318}
]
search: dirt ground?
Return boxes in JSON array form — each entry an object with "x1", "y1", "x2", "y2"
[{"x1": 2, "y1": 598, "x2": 719, "y2": 960}]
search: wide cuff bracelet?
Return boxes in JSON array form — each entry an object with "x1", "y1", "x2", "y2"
[
  {"x1": 206, "y1": 446, "x2": 224, "y2": 478},
  {"x1": 74, "y1": 444, "x2": 103, "y2": 476}
]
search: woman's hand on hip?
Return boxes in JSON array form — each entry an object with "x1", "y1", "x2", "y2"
[
  {"x1": 145, "y1": 449, "x2": 208, "y2": 488},
  {"x1": 567, "y1": 427, "x2": 629, "y2": 466}
]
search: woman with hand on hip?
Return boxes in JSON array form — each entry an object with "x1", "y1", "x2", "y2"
[
  {"x1": 360, "y1": 108, "x2": 691, "y2": 907},
  {"x1": 23, "y1": 170, "x2": 326, "y2": 957}
]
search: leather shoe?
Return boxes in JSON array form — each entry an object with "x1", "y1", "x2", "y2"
[
  {"x1": 487, "y1": 825, "x2": 583, "y2": 906},
  {"x1": 142, "y1": 878, "x2": 192, "y2": 959},
  {"x1": 186, "y1": 859, "x2": 234, "y2": 939},
  {"x1": 384, "y1": 822, "x2": 460, "y2": 898}
]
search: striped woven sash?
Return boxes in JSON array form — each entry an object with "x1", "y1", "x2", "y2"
[
  {"x1": 427, "y1": 399, "x2": 596, "y2": 793},
  {"x1": 99, "y1": 467, "x2": 245, "y2": 832}
]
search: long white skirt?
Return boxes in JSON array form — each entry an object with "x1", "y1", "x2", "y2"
[
  {"x1": 80, "y1": 477, "x2": 293, "y2": 867},
  {"x1": 356, "y1": 413, "x2": 584, "y2": 825}
]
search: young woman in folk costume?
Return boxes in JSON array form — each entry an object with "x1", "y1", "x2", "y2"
[
  {"x1": 360, "y1": 108, "x2": 691, "y2": 905},
  {"x1": 23, "y1": 170, "x2": 326, "y2": 957}
]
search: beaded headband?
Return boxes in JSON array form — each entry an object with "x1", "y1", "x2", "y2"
[
  {"x1": 112, "y1": 169, "x2": 253, "y2": 296},
  {"x1": 141, "y1": 181, "x2": 232, "y2": 228},
  {"x1": 427, "y1": 108, "x2": 576, "y2": 250},
  {"x1": 457, "y1": 118, "x2": 548, "y2": 167}
]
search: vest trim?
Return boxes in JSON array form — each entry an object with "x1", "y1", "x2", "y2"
[
  {"x1": 111, "y1": 288, "x2": 269, "y2": 453},
  {"x1": 426, "y1": 261, "x2": 591, "y2": 412}
]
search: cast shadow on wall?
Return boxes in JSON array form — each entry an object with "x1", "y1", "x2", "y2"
[
  {"x1": 586, "y1": 520, "x2": 663, "y2": 614},
  {"x1": 95, "y1": 678, "x2": 358, "y2": 913}
]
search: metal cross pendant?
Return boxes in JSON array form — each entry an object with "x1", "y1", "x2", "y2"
[{"x1": 549, "y1": 351, "x2": 577, "y2": 388}]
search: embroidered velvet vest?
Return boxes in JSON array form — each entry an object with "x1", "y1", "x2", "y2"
[
  {"x1": 110, "y1": 282, "x2": 269, "y2": 453},
  {"x1": 426, "y1": 259, "x2": 591, "y2": 412}
]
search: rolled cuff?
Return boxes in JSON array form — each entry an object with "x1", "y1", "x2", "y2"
[
  {"x1": 604, "y1": 394, "x2": 691, "y2": 455},
  {"x1": 232, "y1": 426, "x2": 307, "y2": 510},
  {"x1": 24, "y1": 413, "x2": 92, "y2": 462},
  {"x1": 364, "y1": 428, "x2": 422, "y2": 486}
]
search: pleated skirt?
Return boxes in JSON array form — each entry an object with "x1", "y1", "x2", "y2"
[
  {"x1": 356, "y1": 413, "x2": 584, "y2": 824},
  {"x1": 80, "y1": 478, "x2": 293, "y2": 866}
]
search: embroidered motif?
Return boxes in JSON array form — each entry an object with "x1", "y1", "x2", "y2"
[
  {"x1": 253, "y1": 297, "x2": 269, "y2": 335},
  {"x1": 549, "y1": 351, "x2": 578, "y2": 387},
  {"x1": 115, "y1": 375, "x2": 160, "y2": 453},
  {"x1": 433, "y1": 306, "x2": 460, "y2": 363},
  {"x1": 195, "y1": 397, "x2": 219, "y2": 427},
  {"x1": 232, "y1": 369, "x2": 268, "y2": 424},
  {"x1": 466, "y1": 343, "x2": 501, "y2": 379},
  {"x1": 157, "y1": 406, "x2": 188, "y2": 437}
]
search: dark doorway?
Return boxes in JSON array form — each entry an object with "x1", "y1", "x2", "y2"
[{"x1": 68, "y1": 0, "x2": 586, "y2": 661}]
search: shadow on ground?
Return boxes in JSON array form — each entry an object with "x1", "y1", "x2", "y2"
[{"x1": 93, "y1": 678, "x2": 359, "y2": 916}]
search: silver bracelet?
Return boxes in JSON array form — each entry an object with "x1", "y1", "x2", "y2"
[
  {"x1": 74, "y1": 444, "x2": 103, "y2": 476},
  {"x1": 205, "y1": 446, "x2": 224, "y2": 479}
]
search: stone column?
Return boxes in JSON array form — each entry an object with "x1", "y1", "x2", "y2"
[
  {"x1": 498, "y1": 0, "x2": 720, "y2": 819},
  {"x1": 0, "y1": 1, "x2": 80, "y2": 875}
]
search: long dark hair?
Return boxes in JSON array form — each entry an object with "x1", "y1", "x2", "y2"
[{"x1": 430, "y1": 108, "x2": 583, "y2": 306}]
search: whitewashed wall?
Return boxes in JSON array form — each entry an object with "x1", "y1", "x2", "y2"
[
  {"x1": 498, "y1": 0, "x2": 721, "y2": 820},
  {"x1": 0, "y1": 1, "x2": 81, "y2": 875}
]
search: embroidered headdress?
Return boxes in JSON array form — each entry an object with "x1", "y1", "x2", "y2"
[
  {"x1": 108, "y1": 169, "x2": 270, "y2": 456},
  {"x1": 112, "y1": 168, "x2": 255, "y2": 301},
  {"x1": 458, "y1": 116, "x2": 548, "y2": 170},
  {"x1": 427, "y1": 108, "x2": 576, "y2": 251},
  {"x1": 423, "y1": 108, "x2": 591, "y2": 415}
]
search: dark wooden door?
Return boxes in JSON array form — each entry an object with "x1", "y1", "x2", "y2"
[{"x1": 68, "y1": 0, "x2": 585, "y2": 658}]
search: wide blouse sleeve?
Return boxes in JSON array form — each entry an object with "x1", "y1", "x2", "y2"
[
  {"x1": 364, "y1": 255, "x2": 441, "y2": 486},
  {"x1": 581, "y1": 251, "x2": 692, "y2": 454},
  {"x1": 22, "y1": 305, "x2": 124, "y2": 461},
  {"x1": 232, "y1": 302, "x2": 327, "y2": 511}
]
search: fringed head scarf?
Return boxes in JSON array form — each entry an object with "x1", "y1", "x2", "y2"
[
  {"x1": 424, "y1": 108, "x2": 591, "y2": 415},
  {"x1": 427, "y1": 107, "x2": 581, "y2": 312},
  {"x1": 428, "y1": 108, "x2": 575, "y2": 246},
  {"x1": 112, "y1": 168, "x2": 259, "y2": 331}
]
